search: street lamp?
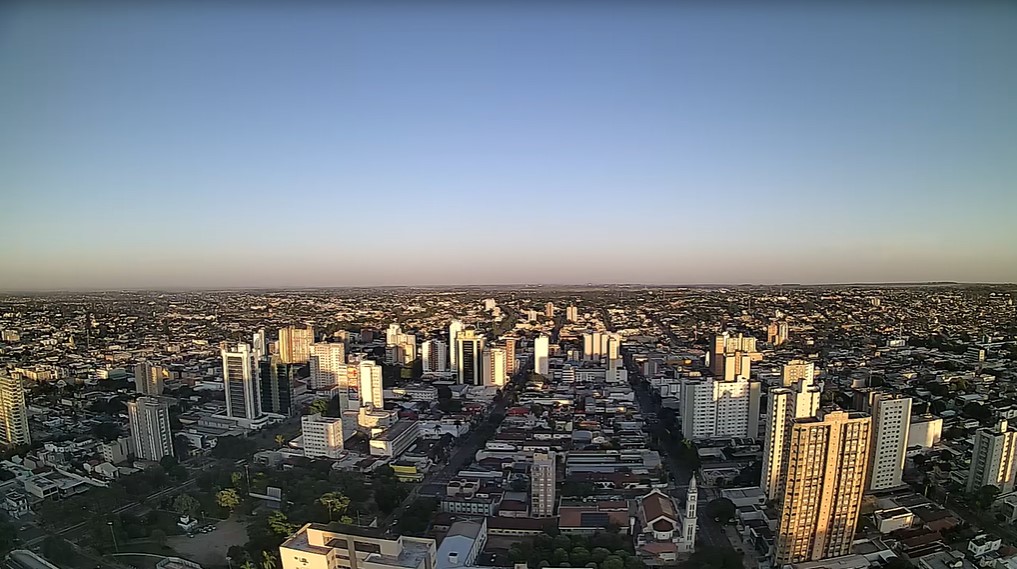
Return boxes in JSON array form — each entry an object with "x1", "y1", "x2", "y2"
[
  {"x1": 107, "y1": 521, "x2": 118, "y2": 553},
  {"x1": 227, "y1": 557, "x2": 233, "y2": 569}
]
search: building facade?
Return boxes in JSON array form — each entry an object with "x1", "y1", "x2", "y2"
[
  {"x1": 455, "y1": 329, "x2": 485, "y2": 386},
  {"x1": 221, "y1": 342, "x2": 261, "y2": 420},
  {"x1": 868, "y1": 393, "x2": 912, "y2": 491},
  {"x1": 531, "y1": 450, "x2": 556, "y2": 518},
  {"x1": 278, "y1": 325, "x2": 314, "y2": 364},
  {"x1": 534, "y1": 335, "x2": 550, "y2": 376},
  {"x1": 309, "y1": 342, "x2": 347, "y2": 390},
  {"x1": 0, "y1": 375, "x2": 31, "y2": 446},
  {"x1": 260, "y1": 356, "x2": 294, "y2": 416},
  {"x1": 134, "y1": 361, "x2": 166, "y2": 396},
  {"x1": 680, "y1": 376, "x2": 761, "y2": 440},
  {"x1": 967, "y1": 420, "x2": 1017, "y2": 493},
  {"x1": 422, "y1": 339, "x2": 448, "y2": 373},
  {"x1": 761, "y1": 377, "x2": 821, "y2": 501},
  {"x1": 301, "y1": 413, "x2": 344, "y2": 459},
  {"x1": 127, "y1": 396, "x2": 174, "y2": 461}
]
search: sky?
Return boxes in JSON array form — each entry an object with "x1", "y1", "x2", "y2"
[{"x1": 1, "y1": 2, "x2": 1015, "y2": 290}]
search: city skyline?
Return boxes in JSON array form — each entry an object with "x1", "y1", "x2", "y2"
[{"x1": 2, "y1": 2, "x2": 1016, "y2": 290}]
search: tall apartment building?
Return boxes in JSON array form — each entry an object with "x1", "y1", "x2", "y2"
[
  {"x1": 709, "y1": 332, "x2": 759, "y2": 378},
  {"x1": 531, "y1": 451, "x2": 556, "y2": 518},
  {"x1": 301, "y1": 413, "x2": 344, "y2": 458},
  {"x1": 221, "y1": 342, "x2": 261, "y2": 420},
  {"x1": 582, "y1": 331, "x2": 608, "y2": 361},
  {"x1": 386, "y1": 324, "x2": 403, "y2": 346},
  {"x1": 448, "y1": 320, "x2": 464, "y2": 368},
  {"x1": 525, "y1": 309, "x2": 539, "y2": 322},
  {"x1": 761, "y1": 377, "x2": 822, "y2": 500},
  {"x1": 566, "y1": 305, "x2": 579, "y2": 322},
  {"x1": 133, "y1": 361, "x2": 166, "y2": 396},
  {"x1": 967, "y1": 420, "x2": 1017, "y2": 493},
  {"x1": 503, "y1": 336, "x2": 517, "y2": 375},
  {"x1": 278, "y1": 325, "x2": 314, "y2": 364},
  {"x1": 0, "y1": 375, "x2": 31, "y2": 446},
  {"x1": 483, "y1": 347, "x2": 508, "y2": 387},
  {"x1": 680, "y1": 376, "x2": 761, "y2": 440},
  {"x1": 309, "y1": 342, "x2": 347, "y2": 390},
  {"x1": 544, "y1": 302, "x2": 555, "y2": 318},
  {"x1": 534, "y1": 335, "x2": 550, "y2": 376},
  {"x1": 252, "y1": 328, "x2": 267, "y2": 361},
  {"x1": 260, "y1": 356, "x2": 294, "y2": 416},
  {"x1": 421, "y1": 339, "x2": 448, "y2": 373},
  {"x1": 782, "y1": 360, "x2": 815, "y2": 387},
  {"x1": 127, "y1": 396, "x2": 174, "y2": 461},
  {"x1": 455, "y1": 329, "x2": 485, "y2": 386},
  {"x1": 775, "y1": 410, "x2": 871, "y2": 565},
  {"x1": 358, "y1": 360, "x2": 384, "y2": 409},
  {"x1": 767, "y1": 321, "x2": 789, "y2": 346},
  {"x1": 869, "y1": 393, "x2": 912, "y2": 491},
  {"x1": 279, "y1": 524, "x2": 436, "y2": 569}
]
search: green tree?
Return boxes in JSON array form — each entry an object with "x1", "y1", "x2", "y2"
[
  {"x1": 172, "y1": 494, "x2": 202, "y2": 517},
  {"x1": 262, "y1": 551, "x2": 279, "y2": 569},
  {"x1": 553, "y1": 535, "x2": 572, "y2": 551},
  {"x1": 217, "y1": 488, "x2": 242, "y2": 511},
  {"x1": 318, "y1": 492, "x2": 352, "y2": 523},
  {"x1": 976, "y1": 485, "x2": 1001, "y2": 509},
  {"x1": 592, "y1": 548, "x2": 611, "y2": 563},
  {"x1": 275, "y1": 434, "x2": 286, "y2": 447},
  {"x1": 553, "y1": 548, "x2": 570, "y2": 565},
  {"x1": 705, "y1": 498, "x2": 736, "y2": 523},
  {"x1": 308, "y1": 399, "x2": 329, "y2": 415},
  {"x1": 268, "y1": 511, "x2": 297, "y2": 536},
  {"x1": 602, "y1": 557, "x2": 624, "y2": 569},
  {"x1": 571, "y1": 547, "x2": 591, "y2": 566}
]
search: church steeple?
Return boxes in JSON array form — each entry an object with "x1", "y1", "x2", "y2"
[{"x1": 681, "y1": 475, "x2": 698, "y2": 552}]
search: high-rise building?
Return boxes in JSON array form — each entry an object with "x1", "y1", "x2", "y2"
[
  {"x1": 278, "y1": 325, "x2": 314, "y2": 364},
  {"x1": 762, "y1": 378, "x2": 822, "y2": 500},
  {"x1": 301, "y1": 413, "x2": 344, "y2": 458},
  {"x1": 607, "y1": 334, "x2": 622, "y2": 368},
  {"x1": 531, "y1": 450, "x2": 556, "y2": 517},
  {"x1": 448, "y1": 320, "x2": 464, "y2": 368},
  {"x1": 421, "y1": 339, "x2": 448, "y2": 373},
  {"x1": 710, "y1": 332, "x2": 759, "y2": 377},
  {"x1": 503, "y1": 336, "x2": 517, "y2": 376},
  {"x1": 386, "y1": 324, "x2": 402, "y2": 346},
  {"x1": 775, "y1": 410, "x2": 871, "y2": 565},
  {"x1": 0, "y1": 375, "x2": 31, "y2": 446},
  {"x1": 260, "y1": 356, "x2": 294, "y2": 416},
  {"x1": 309, "y1": 342, "x2": 347, "y2": 390},
  {"x1": 525, "y1": 309, "x2": 539, "y2": 322},
  {"x1": 253, "y1": 328, "x2": 267, "y2": 360},
  {"x1": 681, "y1": 477, "x2": 698, "y2": 553},
  {"x1": 483, "y1": 347, "x2": 508, "y2": 387},
  {"x1": 534, "y1": 335, "x2": 550, "y2": 376},
  {"x1": 967, "y1": 420, "x2": 1017, "y2": 494},
  {"x1": 767, "y1": 322, "x2": 789, "y2": 346},
  {"x1": 566, "y1": 305, "x2": 579, "y2": 322},
  {"x1": 868, "y1": 393, "x2": 912, "y2": 491},
  {"x1": 680, "y1": 376, "x2": 761, "y2": 440},
  {"x1": 483, "y1": 298, "x2": 497, "y2": 311},
  {"x1": 358, "y1": 360, "x2": 384, "y2": 409},
  {"x1": 133, "y1": 361, "x2": 166, "y2": 396},
  {"x1": 455, "y1": 329, "x2": 485, "y2": 386},
  {"x1": 127, "y1": 396, "x2": 173, "y2": 461},
  {"x1": 221, "y1": 342, "x2": 261, "y2": 420},
  {"x1": 582, "y1": 331, "x2": 604, "y2": 361},
  {"x1": 544, "y1": 302, "x2": 555, "y2": 319},
  {"x1": 782, "y1": 360, "x2": 816, "y2": 387}
]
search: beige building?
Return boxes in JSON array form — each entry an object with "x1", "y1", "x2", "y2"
[
  {"x1": 967, "y1": 420, "x2": 1017, "y2": 493},
  {"x1": 134, "y1": 361, "x2": 167, "y2": 396},
  {"x1": 482, "y1": 347, "x2": 507, "y2": 388},
  {"x1": 531, "y1": 450, "x2": 556, "y2": 518},
  {"x1": 279, "y1": 524, "x2": 436, "y2": 569},
  {"x1": 709, "y1": 332, "x2": 760, "y2": 378},
  {"x1": 301, "y1": 414, "x2": 344, "y2": 459},
  {"x1": 127, "y1": 396, "x2": 174, "y2": 461},
  {"x1": 781, "y1": 360, "x2": 815, "y2": 387},
  {"x1": 0, "y1": 375, "x2": 31, "y2": 446},
  {"x1": 279, "y1": 325, "x2": 315, "y2": 364},
  {"x1": 761, "y1": 377, "x2": 821, "y2": 501},
  {"x1": 775, "y1": 409, "x2": 871, "y2": 565},
  {"x1": 309, "y1": 342, "x2": 348, "y2": 390}
]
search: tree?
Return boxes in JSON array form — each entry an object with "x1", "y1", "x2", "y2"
[
  {"x1": 151, "y1": 529, "x2": 167, "y2": 547},
  {"x1": 160, "y1": 455, "x2": 179, "y2": 471},
  {"x1": 592, "y1": 548, "x2": 611, "y2": 563},
  {"x1": 308, "y1": 399, "x2": 329, "y2": 416},
  {"x1": 602, "y1": 556, "x2": 624, "y2": 569},
  {"x1": 912, "y1": 454, "x2": 927, "y2": 468},
  {"x1": 275, "y1": 434, "x2": 286, "y2": 447},
  {"x1": 173, "y1": 494, "x2": 201, "y2": 517},
  {"x1": 217, "y1": 488, "x2": 242, "y2": 511},
  {"x1": 554, "y1": 548, "x2": 570, "y2": 565},
  {"x1": 0, "y1": 521, "x2": 18, "y2": 556},
  {"x1": 976, "y1": 485, "x2": 1001, "y2": 509},
  {"x1": 705, "y1": 498, "x2": 736, "y2": 523},
  {"x1": 262, "y1": 551, "x2": 279, "y2": 569},
  {"x1": 318, "y1": 492, "x2": 352, "y2": 523},
  {"x1": 268, "y1": 511, "x2": 297, "y2": 536},
  {"x1": 571, "y1": 547, "x2": 591, "y2": 566}
]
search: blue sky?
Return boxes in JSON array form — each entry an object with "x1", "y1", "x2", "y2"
[{"x1": 1, "y1": 2, "x2": 1015, "y2": 289}]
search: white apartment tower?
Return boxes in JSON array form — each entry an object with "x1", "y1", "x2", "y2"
[
  {"x1": 534, "y1": 335, "x2": 550, "y2": 376},
  {"x1": 421, "y1": 339, "x2": 448, "y2": 372},
  {"x1": 127, "y1": 396, "x2": 174, "y2": 461},
  {"x1": 531, "y1": 450, "x2": 556, "y2": 517},
  {"x1": 566, "y1": 305, "x2": 579, "y2": 322},
  {"x1": 279, "y1": 325, "x2": 314, "y2": 364},
  {"x1": 869, "y1": 393, "x2": 912, "y2": 491},
  {"x1": 448, "y1": 320, "x2": 464, "y2": 368},
  {"x1": 358, "y1": 360, "x2": 384, "y2": 409},
  {"x1": 221, "y1": 342, "x2": 261, "y2": 420},
  {"x1": 544, "y1": 302, "x2": 555, "y2": 318},
  {"x1": 680, "y1": 376, "x2": 761, "y2": 440},
  {"x1": 301, "y1": 413, "x2": 344, "y2": 458},
  {"x1": 0, "y1": 375, "x2": 31, "y2": 446},
  {"x1": 967, "y1": 420, "x2": 1017, "y2": 493},
  {"x1": 761, "y1": 378, "x2": 822, "y2": 500},
  {"x1": 309, "y1": 342, "x2": 347, "y2": 390},
  {"x1": 483, "y1": 347, "x2": 508, "y2": 388},
  {"x1": 253, "y1": 328, "x2": 267, "y2": 361},
  {"x1": 134, "y1": 361, "x2": 166, "y2": 396}
]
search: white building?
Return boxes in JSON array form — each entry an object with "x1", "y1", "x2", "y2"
[
  {"x1": 252, "y1": 328, "x2": 266, "y2": 361},
  {"x1": 531, "y1": 450, "x2": 556, "y2": 517},
  {"x1": 369, "y1": 420, "x2": 420, "y2": 458},
  {"x1": 422, "y1": 340, "x2": 448, "y2": 373},
  {"x1": 301, "y1": 413, "x2": 344, "y2": 459},
  {"x1": 309, "y1": 342, "x2": 347, "y2": 390},
  {"x1": 359, "y1": 360, "x2": 384, "y2": 409},
  {"x1": 279, "y1": 524, "x2": 436, "y2": 569},
  {"x1": 967, "y1": 420, "x2": 1017, "y2": 493},
  {"x1": 869, "y1": 393, "x2": 912, "y2": 490},
  {"x1": 680, "y1": 376, "x2": 761, "y2": 441},
  {"x1": 127, "y1": 396, "x2": 174, "y2": 461},
  {"x1": 566, "y1": 305, "x2": 579, "y2": 322},
  {"x1": 448, "y1": 320, "x2": 464, "y2": 368},
  {"x1": 908, "y1": 415, "x2": 943, "y2": 448},
  {"x1": 534, "y1": 335, "x2": 550, "y2": 376},
  {"x1": 483, "y1": 347, "x2": 507, "y2": 388},
  {"x1": 221, "y1": 342, "x2": 262, "y2": 421},
  {"x1": 0, "y1": 375, "x2": 31, "y2": 446},
  {"x1": 761, "y1": 377, "x2": 821, "y2": 500}
]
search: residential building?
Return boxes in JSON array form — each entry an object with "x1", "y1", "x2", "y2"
[
  {"x1": 253, "y1": 328, "x2": 267, "y2": 360},
  {"x1": 503, "y1": 336, "x2": 517, "y2": 375},
  {"x1": 301, "y1": 413, "x2": 344, "y2": 459},
  {"x1": 309, "y1": 342, "x2": 347, "y2": 390},
  {"x1": 545, "y1": 302, "x2": 555, "y2": 318},
  {"x1": 967, "y1": 420, "x2": 1017, "y2": 493},
  {"x1": 709, "y1": 332, "x2": 759, "y2": 378},
  {"x1": 762, "y1": 377, "x2": 821, "y2": 500},
  {"x1": 782, "y1": 360, "x2": 815, "y2": 387},
  {"x1": 534, "y1": 335, "x2": 549, "y2": 376},
  {"x1": 448, "y1": 320, "x2": 464, "y2": 368},
  {"x1": 908, "y1": 415, "x2": 943, "y2": 448},
  {"x1": 422, "y1": 339, "x2": 448, "y2": 373},
  {"x1": 768, "y1": 321, "x2": 789, "y2": 346},
  {"x1": 260, "y1": 356, "x2": 294, "y2": 416},
  {"x1": 133, "y1": 361, "x2": 166, "y2": 396},
  {"x1": 221, "y1": 342, "x2": 261, "y2": 420},
  {"x1": 483, "y1": 347, "x2": 508, "y2": 387},
  {"x1": 359, "y1": 360, "x2": 384, "y2": 409},
  {"x1": 127, "y1": 396, "x2": 174, "y2": 462},
  {"x1": 868, "y1": 393, "x2": 912, "y2": 491},
  {"x1": 455, "y1": 329, "x2": 485, "y2": 386},
  {"x1": 531, "y1": 450, "x2": 556, "y2": 518},
  {"x1": 279, "y1": 524, "x2": 436, "y2": 569},
  {"x1": 680, "y1": 376, "x2": 761, "y2": 440},
  {"x1": 278, "y1": 325, "x2": 314, "y2": 364},
  {"x1": 0, "y1": 374, "x2": 31, "y2": 446},
  {"x1": 775, "y1": 409, "x2": 871, "y2": 565},
  {"x1": 566, "y1": 305, "x2": 579, "y2": 322}
]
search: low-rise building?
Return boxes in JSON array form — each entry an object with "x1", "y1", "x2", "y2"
[{"x1": 279, "y1": 524, "x2": 436, "y2": 569}]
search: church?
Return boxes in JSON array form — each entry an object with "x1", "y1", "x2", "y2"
[{"x1": 633, "y1": 477, "x2": 698, "y2": 563}]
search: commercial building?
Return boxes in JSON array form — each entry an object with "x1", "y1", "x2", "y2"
[
  {"x1": 680, "y1": 376, "x2": 761, "y2": 440},
  {"x1": 435, "y1": 519, "x2": 487, "y2": 569},
  {"x1": 455, "y1": 329, "x2": 485, "y2": 386},
  {"x1": 967, "y1": 420, "x2": 1017, "y2": 493},
  {"x1": 359, "y1": 360, "x2": 384, "y2": 409},
  {"x1": 868, "y1": 393, "x2": 912, "y2": 491},
  {"x1": 279, "y1": 524, "x2": 436, "y2": 569},
  {"x1": 421, "y1": 340, "x2": 448, "y2": 373},
  {"x1": 369, "y1": 420, "x2": 420, "y2": 458},
  {"x1": 534, "y1": 335, "x2": 550, "y2": 376},
  {"x1": 260, "y1": 356, "x2": 294, "y2": 416},
  {"x1": 309, "y1": 342, "x2": 347, "y2": 390},
  {"x1": 278, "y1": 325, "x2": 314, "y2": 364},
  {"x1": 762, "y1": 377, "x2": 821, "y2": 500},
  {"x1": 483, "y1": 347, "x2": 508, "y2": 388},
  {"x1": 127, "y1": 396, "x2": 174, "y2": 461},
  {"x1": 775, "y1": 410, "x2": 871, "y2": 565},
  {"x1": 133, "y1": 361, "x2": 166, "y2": 396},
  {"x1": 221, "y1": 342, "x2": 261, "y2": 420},
  {"x1": 0, "y1": 375, "x2": 31, "y2": 446},
  {"x1": 301, "y1": 413, "x2": 344, "y2": 459},
  {"x1": 531, "y1": 450, "x2": 556, "y2": 518}
]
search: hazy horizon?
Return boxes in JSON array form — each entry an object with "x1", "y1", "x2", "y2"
[{"x1": 2, "y1": 2, "x2": 1016, "y2": 290}]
